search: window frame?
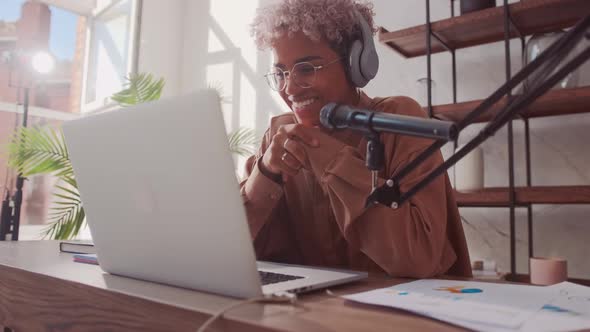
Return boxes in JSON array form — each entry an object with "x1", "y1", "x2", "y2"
[{"x1": 80, "y1": 0, "x2": 142, "y2": 113}]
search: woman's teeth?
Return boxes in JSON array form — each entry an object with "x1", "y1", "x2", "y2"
[{"x1": 292, "y1": 98, "x2": 317, "y2": 109}]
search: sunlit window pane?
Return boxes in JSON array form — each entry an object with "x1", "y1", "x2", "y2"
[{"x1": 84, "y1": 0, "x2": 132, "y2": 107}]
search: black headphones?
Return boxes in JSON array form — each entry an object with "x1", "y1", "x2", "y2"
[{"x1": 348, "y1": 9, "x2": 379, "y2": 87}]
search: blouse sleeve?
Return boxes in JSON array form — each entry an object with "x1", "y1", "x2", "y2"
[
  {"x1": 239, "y1": 117, "x2": 300, "y2": 263},
  {"x1": 303, "y1": 97, "x2": 455, "y2": 277}
]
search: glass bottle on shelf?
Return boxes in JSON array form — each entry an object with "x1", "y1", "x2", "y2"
[{"x1": 524, "y1": 30, "x2": 580, "y2": 92}]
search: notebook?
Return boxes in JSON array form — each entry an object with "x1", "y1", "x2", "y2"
[{"x1": 60, "y1": 240, "x2": 96, "y2": 254}]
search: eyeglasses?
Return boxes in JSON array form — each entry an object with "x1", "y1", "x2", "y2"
[{"x1": 264, "y1": 58, "x2": 341, "y2": 92}]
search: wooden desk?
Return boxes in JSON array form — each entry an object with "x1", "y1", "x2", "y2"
[{"x1": 0, "y1": 241, "x2": 466, "y2": 332}]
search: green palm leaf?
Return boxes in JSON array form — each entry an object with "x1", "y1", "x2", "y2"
[
  {"x1": 42, "y1": 177, "x2": 86, "y2": 240},
  {"x1": 228, "y1": 127, "x2": 258, "y2": 157},
  {"x1": 111, "y1": 73, "x2": 165, "y2": 106},
  {"x1": 7, "y1": 126, "x2": 72, "y2": 178},
  {"x1": 5, "y1": 126, "x2": 85, "y2": 240}
]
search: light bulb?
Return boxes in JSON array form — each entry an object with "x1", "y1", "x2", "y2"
[{"x1": 31, "y1": 52, "x2": 55, "y2": 74}]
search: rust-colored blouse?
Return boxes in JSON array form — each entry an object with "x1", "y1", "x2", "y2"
[{"x1": 239, "y1": 92, "x2": 472, "y2": 278}]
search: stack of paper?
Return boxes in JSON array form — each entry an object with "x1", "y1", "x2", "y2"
[{"x1": 343, "y1": 280, "x2": 590, "y2": 331}]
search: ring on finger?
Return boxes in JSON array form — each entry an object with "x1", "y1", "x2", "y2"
[
  {"x1": 283, "y1": 137, "x2": 290, "y2": 150},
  {"x1": 281, "y1": 152, "x2": 289, "y2": 161}
]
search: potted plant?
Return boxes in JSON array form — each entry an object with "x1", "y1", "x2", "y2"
[{"x1": 6, "y1": 73, "x2": 257, "y2": 239}]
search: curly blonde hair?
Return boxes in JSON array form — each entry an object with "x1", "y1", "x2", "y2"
[{"x1": 251, "y1": 0, "x2": 376, "y2": 57}]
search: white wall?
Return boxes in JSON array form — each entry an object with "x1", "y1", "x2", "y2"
[
  {"x1": 137, "y1": 0, "x2": 186, "y2": 97},
  {"x1": 181, "y1": 0, "x2": 287, "y2": 137},
  {"x1": 139, "y1": 0, "x2": 284, "y2": 131},
  {"x1": 180, "y1": 0, "x2": 208, "y2": 94},
  {"x1": 140, "y1": 0, "x2": 590, "y2": 278}
]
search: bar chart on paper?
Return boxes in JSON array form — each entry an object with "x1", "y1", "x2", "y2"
[{"x1": 343, "y1": 279, "x2": 554, "y2": 329}]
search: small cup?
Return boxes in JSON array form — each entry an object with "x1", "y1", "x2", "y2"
[{"x1": 529, "y1": 257, "x2": 567, "y2": 285}]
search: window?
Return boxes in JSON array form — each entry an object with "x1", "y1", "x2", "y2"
[
  {"x1": 82, "y1": 0, "x2": 141, "y2": 112},
  {"x1": 0, "y1": 0, "x2": 140, "y2": 238}
]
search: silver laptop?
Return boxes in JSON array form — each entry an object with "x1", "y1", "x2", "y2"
[{"x1": 62, "y1": 89, "x2": 367, "y2": 298}]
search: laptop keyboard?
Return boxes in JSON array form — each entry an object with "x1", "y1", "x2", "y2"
[{"x1": 258, "y1": 270, "x2": 304, "y2": 285}]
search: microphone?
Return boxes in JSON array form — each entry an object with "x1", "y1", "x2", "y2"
[{"x1": 320, "y1": 103, "x2": 458, "y2": 141}]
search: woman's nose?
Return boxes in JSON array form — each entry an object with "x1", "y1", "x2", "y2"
[{"x1": 284, "y1": 74, "x2": 303, "y2": 96}]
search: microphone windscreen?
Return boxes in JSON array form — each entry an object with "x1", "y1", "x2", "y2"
[{"x1": 319, "y1": 103, "x2": 338, "y2": 130}]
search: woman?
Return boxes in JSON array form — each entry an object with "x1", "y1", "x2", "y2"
[{"x1": 241, "y1": 0, "x2": 471, "y2": 278}]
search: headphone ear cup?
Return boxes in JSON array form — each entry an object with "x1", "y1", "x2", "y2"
[
  {"x1": 360, "y1": 47, "x2": 379, "y2": 81},
  {"x1": 350, "y1": 9, "x2": 378, "y2": 87},
  {"x1": 349, "y1": 39, "x2": 368, "y2": 87}
]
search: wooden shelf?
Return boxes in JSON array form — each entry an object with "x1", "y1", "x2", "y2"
[
  {"x1": 429, "y1": 86, "x2": 590, "y2": 123},
  {"x1": 454, "y1": 185, "x2": 590, "y2": 207},
  {"x1": 378, "y1": 0, "x2": 590, "y2": 58}
]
